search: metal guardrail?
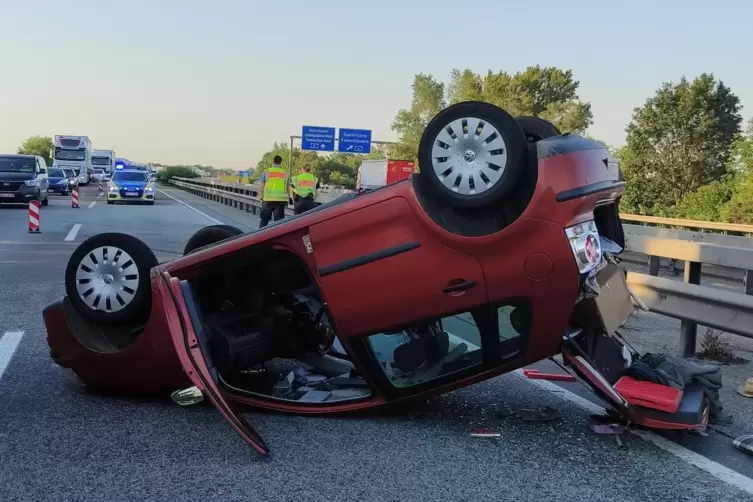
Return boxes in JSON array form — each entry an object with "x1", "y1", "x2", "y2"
[
  {"x1": 621, "y1": 213, "x2": 753, "y2": 235},
  {"x1": 168, "y1": 177, "x2": 753, "y2": 353}
]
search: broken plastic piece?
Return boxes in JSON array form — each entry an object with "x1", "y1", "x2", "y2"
[
  {"x1": 590, "y1": 424, "x2": 626, "y2": 435},
  {"x1": 523, "y1": 369, "x2": 576, "y2": 382}
]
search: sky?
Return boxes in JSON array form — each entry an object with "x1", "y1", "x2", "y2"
[{"x1": 1, "y1": 0, "x2": 751, "y2": 170}]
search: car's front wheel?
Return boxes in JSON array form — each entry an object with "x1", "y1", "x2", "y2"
[
  {"x1": 184, "y1": 224, "x2": 243, "y2": 255},
  {"x1": 417, "y1": 101, "x2": 528, "y2": 208},
  {"x1": 64, "y1": 233, "x2": 158, "y2": 326}
]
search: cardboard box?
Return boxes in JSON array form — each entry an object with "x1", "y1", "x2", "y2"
[{"x1": 571, "y1": 264, "x2": 633, "y2": 334}]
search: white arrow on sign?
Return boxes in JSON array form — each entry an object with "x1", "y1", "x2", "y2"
[{"x1": 320, "y1": 144, "x2": 328, "y2": 149}]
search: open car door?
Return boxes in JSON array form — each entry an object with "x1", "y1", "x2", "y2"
[{"x1": 160, "y1": 273, "x2": 270, "y2": 456}]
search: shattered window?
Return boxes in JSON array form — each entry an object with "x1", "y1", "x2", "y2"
[{"x1": 367, "y1": 311, "x2": 484, "y2": 388}]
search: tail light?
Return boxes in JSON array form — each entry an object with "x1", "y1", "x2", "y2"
[{"x1": 565, "y1": 220, "x2": 602, "y2": 274}]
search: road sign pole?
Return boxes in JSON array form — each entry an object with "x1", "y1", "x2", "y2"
[{"x1": 288, "y1": 136, "x2": 294, "y2": 199}]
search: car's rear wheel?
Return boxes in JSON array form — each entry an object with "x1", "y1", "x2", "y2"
[
  {"x1": 515, "y1": 116, "x2": 561, "y2": 142},
  {"x1": 64, "y1": 233, "x2": 158, "y2": 326},
  {"x1": 417, "y1": 101, "x2": 527, "y2": 208},
  {"x1": 184, "y1": 224, "x2": 244, "y2": 255}
]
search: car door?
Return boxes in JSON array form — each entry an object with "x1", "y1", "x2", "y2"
[
  {"x1": 159, "y1": 272, "x2": 270, "y2": 456},
  {"x1": 308, "y1": 196, "x2": 488, "y2": 336}
]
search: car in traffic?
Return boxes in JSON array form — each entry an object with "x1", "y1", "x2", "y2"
[
  {"x1": 62, "y1": 169, "x2": 79, "y2": 192},
  {"x1": 46, "y1": 168, "x2": 73, "y2": 196},
  {"x1": 43, "y1": 102, "x2": 706, "y2": 458},
  {"x1": 106, "y1": 169, "x2": 156, "y2": 205},
  {"x1": 92, "y1": 169, "x2": 106, "y2": 182},
  {"x1": 0, "y1": 154, "x2": 50, "y2": 206}
]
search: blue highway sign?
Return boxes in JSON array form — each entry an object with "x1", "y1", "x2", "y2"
[
  {"x1": 338, "y1": 128, "x2": 372, "y2": 153},
  {"x1": 302, "y1": 126, "x2": 336, "y2": 151}
]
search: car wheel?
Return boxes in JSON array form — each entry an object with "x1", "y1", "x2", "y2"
[
  {"x1": 64, "y1": 233, "x2": 158, "y2": 326},
  {"x1": 417, "y1": 101, "x2": 527, "y2": 208},
  {"x1": 107, "y1": 200, "x2": 114, "y2": 205},
  {"x1": 184, "y1": 224, "x2": 243, "y2": 255},
  {"x1": 515, "y1": 116, "x2": 561, "y2": 142},
  {"x1": 41, "y1": 193, "x2": 49, "y2": 206},
  {"x1": 62, "y1": 190, "x2": 69, "y2": 196}
]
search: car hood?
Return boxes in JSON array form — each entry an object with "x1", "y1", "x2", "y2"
[{"x1": 0, "y1": 172, "x2": 35, "y2": 181}]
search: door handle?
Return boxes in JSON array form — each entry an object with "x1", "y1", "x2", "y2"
[{"x1": 443, "y1": 280, "x2": 477, "y2": 294}]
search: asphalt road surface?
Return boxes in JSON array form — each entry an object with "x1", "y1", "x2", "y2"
[{"x1": 1, "y1": 185, "x2": 752, "y2": 502}]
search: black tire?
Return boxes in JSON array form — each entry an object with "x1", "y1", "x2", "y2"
[
  {"x1": 41, "y1": 193, "x2": 49, "y2": 206},
  {"x1": 107, "y1": 200, "x2": 114, "y2": 205},
  {"x1": 183, "y1": 224, "x2": 243, "y2": 255},
  {"x1": 62, "y1": 190, "x2": 69, "y2": 196},
  {"x1": 515, "y1": 116, "x2": 561, "y2": 143},
  {"x1": 64, "y1": 233, "x2": 158, "y2": 326},
  {"x1": 417, "y1": 101, "x2": 527, "y2": 208}
]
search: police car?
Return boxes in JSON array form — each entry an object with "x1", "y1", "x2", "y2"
[{"x1": 106, "y1": 169, "x2": 156, "y2": 205}]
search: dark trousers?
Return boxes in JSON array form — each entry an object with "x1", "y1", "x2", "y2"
[
  {"x1": 293, "y1": 194, "x2": 316, "y2": 215},
  {"x1": 259, "y1": 201, "x2": 286, "y2": 228}
]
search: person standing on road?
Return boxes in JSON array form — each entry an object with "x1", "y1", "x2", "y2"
[
  {"x1": 290, "y1": 166, "x2": 319, "y2": 215},
  {"x1": 258, "y1": 155, "x2": 289, "y2": 228}
]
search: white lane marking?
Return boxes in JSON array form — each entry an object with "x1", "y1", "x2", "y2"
[
  {"x1": 88, "y1": 201, "x2": 96, "y2": 208},
  {"x1": 64, "y1": 223, "x2": 82, "y2": 242},
  {"x1": 156, "y1": 187, "x2": 222, "y2": 224},
  {"x1": 0, "y1": 331, "x2": 24, "y2": 381},
  {"x1": 513, "y1": 368, "x2": 753, "y2": 495}
]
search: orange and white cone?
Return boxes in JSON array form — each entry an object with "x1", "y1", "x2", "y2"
[
  {"x1": 28, "y1": 200, "x2": 41, "y2": 233},
  {"x1": 71, "y1": 189, "x2": 79, "y2": 208}
]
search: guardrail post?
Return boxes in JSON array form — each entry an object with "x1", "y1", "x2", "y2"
[
  {"x1": 648, "y1": 256, "x2": 660, "y2": 276},
  {"x1": 744, "y1": 270, "x2": 753, "y2": 296},
  {"x1": 680, "y1": 260, "x2": 702, "y2": 357}
]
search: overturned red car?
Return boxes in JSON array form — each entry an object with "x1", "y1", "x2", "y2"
[{"x1": 43, "y1": 102, "x2": 710, "y2": 457}]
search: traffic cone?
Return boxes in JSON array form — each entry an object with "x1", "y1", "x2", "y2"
[
  {"x1": 71, "y1": 188, "x2": 79, "y2": 208},
  {"x1": 28, "y1": 200, "x2": 41, "y2": 233}
]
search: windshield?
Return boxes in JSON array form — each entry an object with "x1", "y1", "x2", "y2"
[
  {"x1": 94, "y1": 170, "x2": 104, "y2": 174},
  {"x1": 63, "y1": 169, "x2": 75, "y2": 178},
  {"x1": 0, "y1": 157, "x2": 36, "y2": 173},
  {"x1": 55, "y1": 148, "x2": 86, "y2": 161},
  {"x1": 92, "y1": 156, "x2": 111, "y2": 166},
  {"x1": 112, "y1": 171, "x2": 148, "y2": 183},
  {"x1": 48, "y1": 169, "x2": 66, "y2": 178}
]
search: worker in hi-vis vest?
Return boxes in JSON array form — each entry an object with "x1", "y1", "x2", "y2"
[
  {"x1": 290, "y1": 166, "x2": 320, "y2": 215},
  {"x1": 258, "y1": 155, "x2": 289, "y2": 228}
]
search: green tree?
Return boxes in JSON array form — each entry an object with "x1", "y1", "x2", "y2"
[
  {"x1": 391, "y1": 66, "x2": 593, "y2": 165},
  {"x1": 18, "y1": 135, "x2": 53, "y2": 165},
  {"x1": 619, "y1": 73, "x2": 742, "y2": 214},
  {"x1": 391, "y1": 74, "x2": 446, "y2": 163}
]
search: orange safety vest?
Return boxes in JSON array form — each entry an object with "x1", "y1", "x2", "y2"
[{"x1": 263, "y1": 166, "x2": 288, "y2": 202}]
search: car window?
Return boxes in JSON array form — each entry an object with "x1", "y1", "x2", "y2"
[
  {"x1": 48, "y1": 169, "x2": 66, "y2": 178},
  {"x1": 0, "y1": 157, "x2": 35, "y2": 173},
  {"x1": 112, "y1": 172, "x2": 148, "y2": 183},
  {"x1": 367, "y1": 310, "x2": 484, "y2": 388}
]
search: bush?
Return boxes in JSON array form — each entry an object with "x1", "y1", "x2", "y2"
[{"x1": 156, "y1": 166, "x2": 200, "y2": 184}]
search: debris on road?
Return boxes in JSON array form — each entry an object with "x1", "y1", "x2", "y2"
[
  {"x1": 497, "y1": 406, "x2": 560, "y2": 423},
  {"x1": 737, "y1": 377, "x2": 753, "y2": 398},
  {"x1": 470, "y1": 428, "x2": 501, "y2": 438},
  {"x1": 733, "y1": 434, "x2": 753, "y2": 457}
]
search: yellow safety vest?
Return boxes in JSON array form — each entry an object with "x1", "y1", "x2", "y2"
[
  {"x1": 293, "y1": 172, "x2": 317, "y2": 197},
  {"x1": 263, "y1": 166, "x2": 288, "y2": 202}
]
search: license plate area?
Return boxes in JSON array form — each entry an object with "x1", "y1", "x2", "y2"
[
  {"x1": 0, "y1": 193, "x2": 15, "y2": 198},
  {"x1": 124, "y1": 192, "x2": 139, "y2": 197}
]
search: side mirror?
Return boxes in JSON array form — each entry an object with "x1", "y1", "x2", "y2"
[{"x1": 39, "y1": 168, "x2": 47, "y2": 174}]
